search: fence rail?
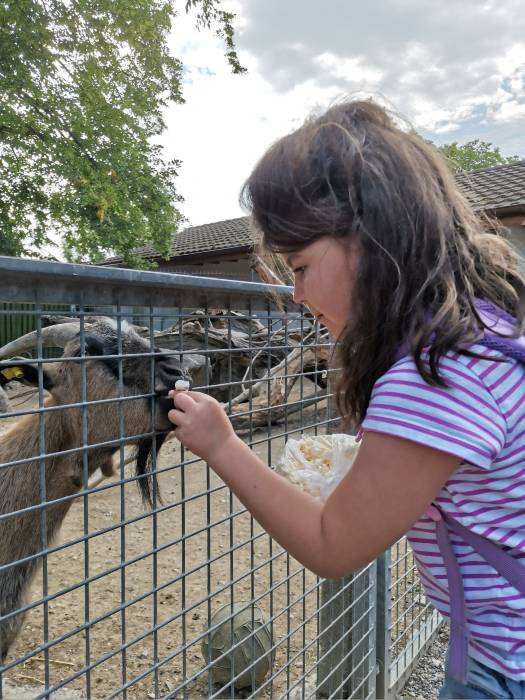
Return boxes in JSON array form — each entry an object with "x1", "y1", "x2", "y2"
[{"x1": 0, "y1": 257, "x2": 439, "y2": 699}]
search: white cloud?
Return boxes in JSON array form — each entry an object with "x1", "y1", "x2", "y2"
[
  {"x1": 163, "y1": 1, "x2": 525, "y2": 227},
  {"x1": 164, "y1": 6, "x2": 341, "y2": 225},
  {"x1": 490, "y1": 99, "x2": 525, "y2": 122},
  {"x1": 315, "y1": 53, "x2": 383, "y2": 85}
]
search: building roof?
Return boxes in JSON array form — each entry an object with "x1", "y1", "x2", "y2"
[
  {"x1": 456, "y1": 160, "x2": 525, "y2": 214},
  {"x1": 103, "y1": 216, "x2": 254, "y2": 265},
  {"x1": 104, "y1": 161, "x2": 525, "y2": 265}
]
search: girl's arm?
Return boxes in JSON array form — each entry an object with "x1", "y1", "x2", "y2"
[{"x1": 169, "y1": 391, "x2": 461, "y2": 578}]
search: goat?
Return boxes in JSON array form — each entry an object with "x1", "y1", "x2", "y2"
[
  {"x1": 0, "y1": 317, "x2": 191, "y2": 662},
  {"x1": 0, "y1": 385, "x2": 11, "y2": 414}
]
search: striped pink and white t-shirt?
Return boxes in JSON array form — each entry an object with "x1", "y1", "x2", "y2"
[{"x1": 361, "y1": 342, "x2": 525, "y2": 679}]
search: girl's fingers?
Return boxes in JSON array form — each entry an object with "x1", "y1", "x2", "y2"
[
  {"x1": 172, "y1": 391, "x2": 198, "y2": 408},
  {"x1": 181, "y1": 390, "x2": 210, "y2": 403},
  {"x1": 172, "y1": 427, "x2": 184, "y2": 443},
  {"x1": 168, "y1": 389, "x2": 198, "y2": 399},
  {"x1": 168, "y1": 408, "x2": 188, "y2": 425}
]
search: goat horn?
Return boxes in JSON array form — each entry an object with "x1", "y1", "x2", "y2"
[{"x1": 0, "y1": 323, "x2": 87, "y2": 359}]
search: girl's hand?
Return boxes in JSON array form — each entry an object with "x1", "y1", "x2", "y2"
[{"x1": 167, "y1": 390, "x2": 237, "y2": 462}]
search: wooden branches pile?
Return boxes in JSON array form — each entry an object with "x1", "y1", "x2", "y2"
[{"x1": 11, "y1": 311, "x2": 332, "y2": 431}]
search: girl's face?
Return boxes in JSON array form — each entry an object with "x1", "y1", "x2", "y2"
[{"x1": 283, "y1": 236, "x2": 357, "y2": 337}]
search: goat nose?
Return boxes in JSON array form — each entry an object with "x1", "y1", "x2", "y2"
[{"x1": 154, "y1": 355, "x2": 189, "y2": 394}]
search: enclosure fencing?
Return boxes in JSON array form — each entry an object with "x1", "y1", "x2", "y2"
[{"x1": 0, "y1": 257, "x2": 440, "y2": 699}]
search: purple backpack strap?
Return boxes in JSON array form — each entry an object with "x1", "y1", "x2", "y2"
[
  {"x1": 428, "y1": 505, "x2": 525, "y2": 684},
  {"x1": 474, "y1": 299, "x2": 525, "y2": 362},
  {"x1": 442, "y1": 510, "x2": 525, "y2": 596},
  {"x1": 428, "y1": 507, "x2": 469, "y2": 683},
  {"x1": 428, "y1": 300, "x2": 525, "y2": 683}
]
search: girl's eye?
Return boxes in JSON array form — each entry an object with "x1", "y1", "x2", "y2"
[{"x1": 293, "y1": 266, "x2": 306, "y2": 274}]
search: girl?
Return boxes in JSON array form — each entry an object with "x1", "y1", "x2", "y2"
[{"x1": 168, "y1": 100, "x2": 525, "y2": 699}]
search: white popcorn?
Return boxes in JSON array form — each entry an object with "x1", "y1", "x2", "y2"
[
  {"x1": 174, "y1": 379, "x2": 190, "y2": 391},
  {"x1": 276, "y1": 434, "x2": 360, "y2": 501}
]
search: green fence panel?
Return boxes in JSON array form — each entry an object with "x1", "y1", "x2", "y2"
[{"x1": 0, "y1": 302, "x2": 72, "y2": 352}]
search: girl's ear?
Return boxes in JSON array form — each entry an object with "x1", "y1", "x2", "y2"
[{"x1": 0, "y1": 362, "x2": 54, "y2": 390}]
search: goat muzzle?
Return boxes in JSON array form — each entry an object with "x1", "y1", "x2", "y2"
[
  {"x1": 153, "y1": 353, "x2": 191, "y2": 429},
  {"x1": 153, "y1": 353, "x2": 190, "y2": 395}
]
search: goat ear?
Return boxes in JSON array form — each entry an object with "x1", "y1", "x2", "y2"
[{"x1": 0, "y1": 362, "x2": 54, "y2": 390}]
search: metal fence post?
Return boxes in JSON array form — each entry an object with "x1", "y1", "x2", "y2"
[
  {"x1": 317, "y1": 566, "x2": 376, "y2": 699},
  {"x1": 316, "y1": 375, "x2": 376, "y2": 699},
  {"x1": 318, "y1": 577, "x2": 354, "y2": 698},
  {"x1": 374, "y1": 550, "x2": 393, "y2": 699}
]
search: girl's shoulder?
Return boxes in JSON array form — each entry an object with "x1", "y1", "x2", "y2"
[
  {"x1": 391, "y1": 341, "x2": 525, "y2": 404},
  {"x1": 364, "y1": 343, "x2": 525, "y2": 470}
]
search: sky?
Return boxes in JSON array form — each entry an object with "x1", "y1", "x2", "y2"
[{"x1": 164, "y1": 0, "x2": 525, "y2": 228}]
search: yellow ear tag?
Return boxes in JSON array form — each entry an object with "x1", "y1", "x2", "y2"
[{"x1": 0, "y1": 367, "x2": 24, "y2": 381}]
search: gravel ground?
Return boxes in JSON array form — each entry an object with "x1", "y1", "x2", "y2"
[{"x1": 399, "y1": 624, "x2": 449, "y2": 700}]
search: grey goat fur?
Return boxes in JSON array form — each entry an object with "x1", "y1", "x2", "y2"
[
  {"x1": 0, "y1": 385, "x2": 11, "y2": 414},
  {"x1": 0, "y1": 317, "x2": 189, "y2": 661}
]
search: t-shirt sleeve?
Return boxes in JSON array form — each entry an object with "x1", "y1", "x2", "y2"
[{"x1": 361, "y1": 354, "x2": 507, "y2": 469}]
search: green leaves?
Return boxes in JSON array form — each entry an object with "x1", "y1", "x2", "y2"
[
  {"x1": 185, "y1": 0, "x2": 247, "y2": 74},
  {"x1": 0, "y1": 0, "x2": 244, "y2": 265},
  {"x1": 437, "y1": 139, "x2": 520, "y2": 173}
]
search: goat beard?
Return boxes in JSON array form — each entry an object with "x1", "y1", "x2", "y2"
[{"x1": 134, "y1": 432, "x2": 168, "y2": 507}]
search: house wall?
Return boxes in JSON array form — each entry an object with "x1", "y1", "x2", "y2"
[
  {"x1": 157, "y1": 257, "x2": 257, "y2": 281},
  {"x1": 111, "y1": 257, "x2": 267, "y2": 331},
  {"x1": 156, "y1": 225, "x2": 525, "y2": 280},
  {"x1": 505, "y1": 225, "x2": 525, "y2": 271}
]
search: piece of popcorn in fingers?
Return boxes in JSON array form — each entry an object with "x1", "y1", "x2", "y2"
[{"x1": 174, "y1": 379, "x2": 191, "y2": 391}]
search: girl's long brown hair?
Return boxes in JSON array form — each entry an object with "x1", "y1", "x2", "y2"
[{"x1": 240, "y1": 99, "x2": 525, "y2": 430}]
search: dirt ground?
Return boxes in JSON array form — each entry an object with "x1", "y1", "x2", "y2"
[
  {"x1": 1, "y1": 388, "x2": 432, "y2": 700},
  {"x1": 1, "y1": 402, "x2": 329, "y2": 699}
]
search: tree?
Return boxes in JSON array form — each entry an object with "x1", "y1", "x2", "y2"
[
  {"x1": 0, "y1": 0, "x2": 245, "y2": 266},
  {"x1": 436, "y1": 139, "x2": 521, "y2": 173}
]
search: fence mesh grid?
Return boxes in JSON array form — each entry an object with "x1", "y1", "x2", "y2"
[
  {"x1": 0, "y1": 259, "x2": 437, "y2": 699},
  {"x1": 388, "y1": 541, "x2": 442, "y2": 694}
]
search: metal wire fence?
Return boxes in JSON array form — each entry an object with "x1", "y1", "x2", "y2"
[{"x1": 0, "y1": 257, "x2": 440, "y2": 699}]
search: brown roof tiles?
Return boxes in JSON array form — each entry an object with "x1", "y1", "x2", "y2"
[
  {"x1": 103, "y1": 216, "x2": 254, "y2": 265},
  {"x1": 455, "y1": 160, "x2": 525, "y2": 212},
  {"x1": 104, "y1": 161, "x2": 525, "y2": 265}
]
